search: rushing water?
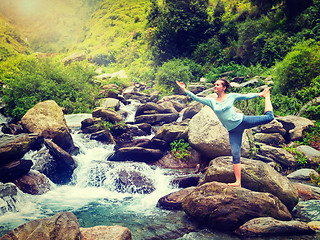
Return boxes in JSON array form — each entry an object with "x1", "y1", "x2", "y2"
[{"x1": 1, "y1": 109, "x2": 320, "y2": 239}]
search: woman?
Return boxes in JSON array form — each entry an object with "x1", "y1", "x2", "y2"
[{"x1": 176, "y1": 79, "x2": 274, "y2": 187}]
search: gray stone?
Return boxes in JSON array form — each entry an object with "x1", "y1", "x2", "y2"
[
  {"x1": 254, "y1": 132, "x2": 285, "y2": 146},
  {"x1": 297, "y1": 145, "x2": 320, "y2": 165},
  {"x1": 287, "y1": 168, "x2": 319, "y2": 180},
  {"x1": 258, "y1": 144, "x2": 296, "y2": 168},
  {"x1": 98, "y1": 98, "x2": 120, "y2": 110}
]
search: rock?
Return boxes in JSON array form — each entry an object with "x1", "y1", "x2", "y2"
[
  {"x1": 182, "y1": 181, "x2": 292, "y2": 231},
  {"x1": 160, "y1": 95, "x2": 189, "y2": 104},
  {"x1": 135, "y1": 113, "x2": 179, "y2": 125},
  {"x1": 188, "y1": 84, "x2": 207, "y2": 94},
  {"x1": 92, "y1": 107, "x2": 123, "y2": 123},
  {"x1": 0, "y1": 183, "x2": 20, "y2": 215},
  {"x1": 80, "y1": 225, "x2": 132, "y2": 240},
  {"x1": 154, "y1": 120, "x2": 189, "y2": 142},
  {"x1": 0, "y1": 211, "x2": 81, "y2": 239},
  {"x1": 277, "y1": 115, "x2": 314, "y2": 142},
  {"x1": 308, "y1": 221, "x2": 320, "y2": 231},
  {"x1": 182, "y1": 101, "x2": 203, "y2": 121},
  {"x1": 234, "y1": 217, "x2": 315, "y2": 237},
  {"x1": 294, "y1": 200, "x2": 320, "y2": 221},
  {"x1": 239, "y1": 78, "x2": 260, "y2": 88},
  {"x1": 199, "y1": 156, "x2": 299, "y2": 211},
  {"x1": 134, "y1": 123, "x2": 152, "y2": 135},
  {"x1": 258, "y1": 144, "x2": 296, "y2": 168},
  {"x1": 135, "y1": 102, "x2": 165, "y2": 117},
  {"x1": 1, "y1": 123, "x2": 24, "y2": 135},
  {"x1": 81, "y1": 117, "x2": 102, "y2": 130},
  {"x1": 170, "y1": 174, "x2": 202, "y2": 188},
  {"x1": 108, "y1": 147, "x2": 163, "y2": 163},
  {"x1": 254, "y1": 132, "x2": 285, "y2": 146},
  {"x1": 61, "y1": 52, "x2": 85, "y2": 66},
  {"x1": 115, "y1": 169, "x2": 155, "y2": 194},
  {"x1": 134, "y1": 138, "x2": 169, "y2": 151},
  {"x1": 90, "y1": 130, "x2": 115, "y2": 144},
  {"x1": 157, "y1": 187, "x2": 196, "y2": 210},
  {"x1": 13, "y1": 170, "x2": 52, "y2": 195},
  {"x1": 252, "y1": 119, "x2": 286, "y2": 136},
  {"x1": 0, "y1": 160, "x2": 33, "y2": 183},
  {"x1": 20, "y1": 100, "x2": 76, "y2": 153},
  {"x1": 95, "y1": 70, "x2": 128, "y2": 80},
  {"x1": 293, "y1": 183, "x2": 320, "y2": 200},
  {"x1": 188, "y1": 105, "x2": 251, "y2": 159},
  {"x1": 287, "y1": 168, "x2": 319, "y2": 180},
  {"x1": 0, "y1": 134, "x2": 40, "y2": 166},
  {"x1": 98, "y1": 98, "x2": 120, "y2": 110},
  {"x1": 296, "y1": 145, "x2": 320, "y2": 166}
]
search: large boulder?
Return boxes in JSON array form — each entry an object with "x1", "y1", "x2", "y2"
[
  {"x1": 199, "y1": 156, "x2": 299, "y2": 211},
  {"x1": 135, "y1": 113, "x2": 179, "y2": 125},
  {"x1": 154, "y1": 120, "x2": 189, "y2": 142},
  {"x1": 182, "y1": 181, "x2": 292, "y2": 231},
  {"x1": 0, "y1": 212, "x2": 81, "y2": 240},
  {"x1": 80, "y1": 225, "x2": 132, "y2": 240},
  {"x1": 258, "y1": 144, "x2": 296, "y2": 168},
  {"x1": 293, "y1": 183, "x2": 320, "y2": 201},
  {"x1": 13, "y1": 170, "x2": 52, "y2": 195},
  {"x1": 234, "y1": 217, "x2": 315, "y2": 237},
  {"x1": 276, "y1": 115, "x2": 314, "y2": 142},
  {"x1": 0, "y1": 134, "x2": 40, "y2": 166},
  {"x1": 98, "y1": 98, "x2": 121, "y2": 110},
  {"x1": 20, "y1": 100, "x2": 76, "y2": 153},
  {"x1": 188, "y1": 105, "x2": 251, "y2": 159},
  {"x1": 108, "y1": 147, "x2": 163, "y2": 163},
  {"x1": 92, "y1": 107, "x2": 123, "y2": 123},
  {"x1": 157, "y1": 187, "x2": 196, "y2": 210}
]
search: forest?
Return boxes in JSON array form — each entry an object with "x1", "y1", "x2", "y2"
[{"x1": 0, "y1": 0, "x2": 319, "y2": 137}]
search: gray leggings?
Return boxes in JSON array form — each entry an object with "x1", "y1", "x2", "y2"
[{"x1": 228, "y1": 111, "x2": 274, "y2": 164}]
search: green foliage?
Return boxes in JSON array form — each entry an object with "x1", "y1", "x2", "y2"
[
  {"x1": 170, "y1": 139, "x2": 192, "y2": 161},
  {"x1": 0, "y1": 55, "x2": 98, "y2": 120},
  {"x1": 155, "y1": 59, "x2": 193, "y2": 94},
  {"x1": 301, "y1": 120, "x2": 320, "y2": 146},
  {"x1": 271, "y1": 94, "x2": 302, "y2": 116},
  {"x1": 284, "y1": 145, "x2": 308, "y2": 168},
  {"x1": 310, "y1": 172, "x2": 320, "y2": 187},
  {"x1": 273, "y1": 39, "x2": 320, "y2": 95}
]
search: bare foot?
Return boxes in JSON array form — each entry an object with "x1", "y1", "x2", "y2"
[
  {"x1": 260, "y1": 87, "x2": 271, "y2": 98},
  {"x1": 228, "y1": 182, "x2": 241, "y2": 188}
]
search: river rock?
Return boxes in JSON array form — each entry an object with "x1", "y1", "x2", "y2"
[
  {"x1": 199, "y1": 156, "x2": 298, "y2": 211},
  {"x1": 98, "y1": 98, "x2": 120, "y2": 110},
  {"x1": 0, "y1": 160, "x2": 33, "y2": 183},
  {"x1": 188, "y1": 105, "x2": 251, "y2": 159},
  {"x1": 252, "y1": 119, "x2": 286, "y2": 136},
  {"x1": 13, "y1": 170, "x2": 52, "y2": 195},
  {"x1": 115, "y1": 169, "x2": 155, "y2": 194},
  {"x1": 254, "y1": 132, "x2": 285, "y2": 146},
  {"x1": 293, "y1": 183, "x2": 320, "y2": 200},
  {"x1": 287, "y1": 168, "x2": 319, "y2": 180},
  {"x1": 0, "y1": 211, "x2": 81, "y2": 240},
  {"x1": 80, "y1": 225, "x2": 132, "y2": 240},
  {"x1": 135, "y1": 113, "x2": 179, "y2": 125},
  {"x1": 135, "y1": 102, "x2": 165, "y2": 116},
  {"x1": 182, "y1": 181, "x2": 292, "y2": 231},
  {"x1": 234, "y1": 217, "x2": 315, "y2": 237},
  {"x1": 160, "y1": 95, "x2": 189, "y2": 104},
  {"x1": 308, "y1": 221, "x2": 320, "y2": 231},
  {"x1": 294, "y1": 200, "x2": 320, "y2": 221},
  {"x1": 20, "y1": 100, "x2": 76, "y2": 153},
  {"x1": 157, "y1": 187, "x2": 196, "y2": 210},
  {"x1": 182, "y1": 101, "x2": 203, "y2": 121},
  {"x1": 1, "y1": 123, "x2": 24, "y2": 135},
  {"x1": 188, "y1": 84, "x2": 207, "y2": 94},
  {"x1": 108, "y1": 147, "x2": 163, "y2": 163},
  {"x1": 258, "y1": 144, "x2": 296, "y2": 168},
  {"x1": 0, "y1": 134, "x2": 40, "y2": 166},
  {"x1": 154, "y1": 119, "x2": 189, "y2": 142},
  {"x1": 90, "y1": 130, "x2": 115, "y2": 144},
  {"x1": 170, "y1": 174, "x2": 202, "y2": 188},
  {"x1": 0, "y1": 183, "x2": 20, "y2": 215},
  {"x1": 277, "y1": 115, "x2": 314, "y2": 142},
  {"x1": 296, "y1": 145, "x2": 320, "y2": 166},
  {"x1": 134, "y1": 123, "x2": 152, "y2": 135},
  {"x1": 92, "y1": 107, "x2": 124, "y2": 123}
]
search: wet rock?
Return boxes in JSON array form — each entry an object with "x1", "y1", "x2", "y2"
[
  {"x1": 254, "y1": 132, "x2": 285, "y2": 146},
  {"x1": 135, "y1": 113, "x2": 179, "y2": 125},
  {"x1": 134, "y1": 123, "x2": 152, "y2": 135},
  {"x1": 199, "y1": 156, "x2": 299, "y2": 211},
  {"x1": 0, "y1": 211, "x2": 81, "y2": 239},
  {"x1": 115, "y1": 169, "x2": 155, "y2": 194},
  {"x1": 154, "y1": 120, "x2": 189, "y2": 142},
  {"x1": 1, "y1": 123, "x2": 24, "y2": 135},
  {"x1": 157, "y1": 187, "x2": 196, "y2": 210},
  {"x1": 277, "y1": 115, "x2": 314, "y2": 142},
  {"x1": 170, "y1": 174, "x2": 202, "y2": 188},
  {"x1": 188, "y1": 105, "x2": 251, "y2": 159},
  {"x1": 92, "y1": 107, "x2": 123, "y2": 123},
  {"x1": 108, "y1": 147, "x2": 163, "y2": 163},
  {"x1": 0, "y1": 134, "x2": 40, "y2": 166},
  {"x1": 13, "y1": 170, "x2": 52, "y2": 195},
  {"x1": 90, "y1": 130, "x2": 115, "y2": 144},
  {"x1": 0, "y1": 183, "x2": 20, "y2": 215},
  {"x1": 258, "y1": 144, "x2": 296, "y2": 168},
  {"x1": 182, "y1": 181, "x2": 292, "y2": 231},
  {"x1": 234, "y1": 217, "x2": 315, "y2": 237},
  {"x1": 0, "y1": 160, "x2": 33, "y2": 183},
  {"x1": 287, "y1": 168, "x2": 319, "y2": 181},
  {"x1": 293, "y1": 183, "x2": 320, "y2": 200},
  {"x1": 20, "y1": 100, "x2": 76, "y2": 153},
  {"x1": 135, "y1": 102, "x2": 165, "y2": 117},
  {"x1": 80, "y1": 225, "x2": 132, "y2": 240}
]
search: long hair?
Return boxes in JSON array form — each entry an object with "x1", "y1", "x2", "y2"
[{"x1": 219, "y1": 78, "x2": 230, "y2": 92}]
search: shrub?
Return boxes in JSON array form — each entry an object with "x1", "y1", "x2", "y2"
[
  {"x1": 170, "y1": 139, "x2": 192, "y2": 161},
  {"x1": 1, "y1": 55, "x2": 99, "y2": 120},
  {"x1": 273, "y1": 39, "x2": 320, "y2": 95}
]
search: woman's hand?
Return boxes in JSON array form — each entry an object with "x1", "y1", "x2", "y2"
[
  {"x1": 259, "y1": 87, "x2": 271, "y2": 98},
  {"x1": 176, "y1": 80, "x2": 186, "y2": 93}
]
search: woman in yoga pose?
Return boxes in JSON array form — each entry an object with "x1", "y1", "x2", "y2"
[{"x1": 176, "y1": 79, "x2": 274, "y2": 187}]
